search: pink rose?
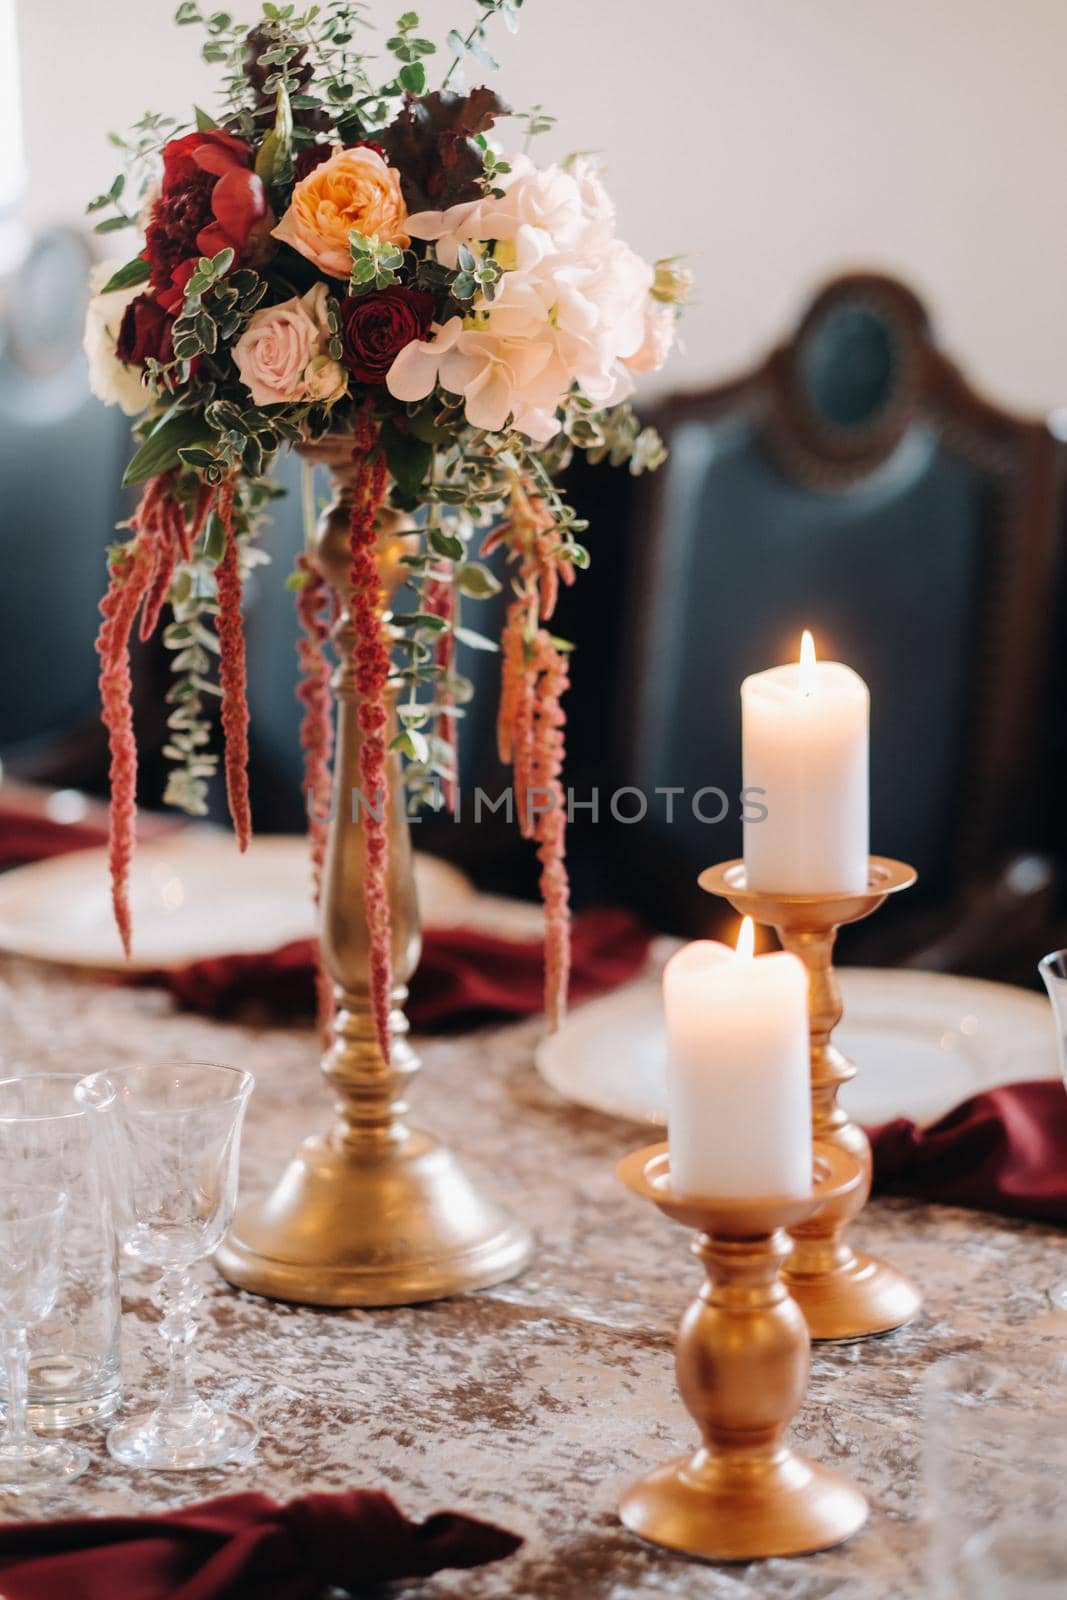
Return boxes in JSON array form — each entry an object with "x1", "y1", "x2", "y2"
[
  {"x1": 271, "y1": 145, "x2": 409, "y2": 279},
  {"x1": 233, "y1": 286, "x2": 328, "y2": 406},
  {"x1": 624, "y1": 299, "x2": 677, "y2": 375}
]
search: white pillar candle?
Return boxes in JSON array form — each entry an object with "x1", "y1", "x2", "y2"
[
  {"x1": 664, "y1": 920, "x2": 811, "y2": 1200},
  {"x1": 742, "y1": 630, "x2": 869, "y2": 895}
]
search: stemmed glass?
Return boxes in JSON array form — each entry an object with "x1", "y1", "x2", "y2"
[
  {"x1": 75, "y1": 1062, "x2": 255, "y2": 1470},
  {"x1": 1038, "y1": 949, "x2": 1067, "y2": 1309},
  {"x1": 0, "y1": 1185, "x2": 90, "y2": 1490},
  {"x1": 926, "y1": 1354, "x2": 1067, "y2": 1599}
]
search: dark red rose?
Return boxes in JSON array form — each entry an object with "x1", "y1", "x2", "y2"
[
  {"x1": 293, "y1": 144, "x2": 332, "y2": 184},
  {"x1": 340, "y1": 287, "x2": 435, "y2": 384},
  {"x1": 116, "y1": 294, "x2": 175, "y2": 367},
  {"x1": 293, "y1": 139, "x2": 387, "y2": 185},
  {"x1": 145, "y1": 130, "x2": 272, "y2": 314}
]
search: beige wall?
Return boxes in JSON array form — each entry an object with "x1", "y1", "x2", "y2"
[{"x1": 16, "y1": 0, "x2": 1067, "y2": 414}]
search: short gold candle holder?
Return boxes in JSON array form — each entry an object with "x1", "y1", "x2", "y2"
[
  {"x1": 617, "y1": 1141, "x2": 868, "y2": 1561},
  {"x1": 698, "y1": 857, "x2": 920, "y2": 1342}
]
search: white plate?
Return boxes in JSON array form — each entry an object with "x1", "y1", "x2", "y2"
[
  {"x1": 0, "y1": 835, "x2": 476, "y2": 971},
  {"x1": 536, "y1": 967, "x2": 1060, "y2": 1129}
]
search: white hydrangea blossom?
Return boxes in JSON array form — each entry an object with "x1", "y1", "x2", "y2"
[{"x1": 386, "y1": 156, "x2": 668, "y2": 443}]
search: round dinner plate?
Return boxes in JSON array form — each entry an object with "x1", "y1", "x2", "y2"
[
  {"x1": 536, "y1": 968, "x2": 1060, "y2": 1129},
  {"x1": 0, "y1": 835, "x2": 477, "y2": 971}
]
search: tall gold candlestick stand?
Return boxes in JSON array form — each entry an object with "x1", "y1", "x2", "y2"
[
  {"x1": 698, "y1": 857, "x2": 919, "y2": 1341},
  {"x1": 216, "y1": 440, "x2": 533, "y2": 1306},
  {"x1": 617, "y1": 1141, "x2": 867, "y2": 1561}
]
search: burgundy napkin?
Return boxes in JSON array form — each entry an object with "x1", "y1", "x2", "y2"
[
  {"x1": 127, "y1": 907, "x2": 651, "y2": 1030},
  {"x1": 0, "y1": 1488, "x2": 522, "y2": 1600},
  {"x1": 869, "y1": 1079, "x2": 1067, "y2": 1224},
  {"x1": 0, "y1": 788, "x2": 177, "y2": 872},
  {"x1": 0, "y1": 810, "x2": 109, "y2": 869}
]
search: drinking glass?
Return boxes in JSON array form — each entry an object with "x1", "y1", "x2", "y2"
[
  {"x1": 0, "y1": 1073, "x2": 122, "y2": 1428},
  {"x1": 1038, "y1": 948, "x2": 1067, "y2": 1308},
  {"x1": 926, "y1": 1354, "x2": 1067, "y2": 1599},
  {"x1": 75, "y1": 1062, "x2": 256, "y2": 1470},
  {"x1": 0, "y1": 1185, "x2": 90, "y2": 1490}
]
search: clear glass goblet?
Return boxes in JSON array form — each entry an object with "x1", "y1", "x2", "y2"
[
  {"x1": 75, "y1": 1062, "x2": 256, "y2": 1471},
  {"x1": 1038, "y1": 949, "x2": 1067, "y2": 1309},
  {"x1": 961, "y1": 1522, "x2": 1067, "y2": 1599},
  {"x1": 0, "y1": 1185, "x2": 90, "y2": 1491}
]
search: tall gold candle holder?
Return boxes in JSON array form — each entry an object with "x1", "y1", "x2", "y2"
[
  {"x1": 617, "y1": 1141, "x2": 867, "y2": 1561},
  {"x1": 698, "y1": 857, "x2": 919, "y2": 1341},
  {"x1": 216, "y1": 440, "x2": 533, "y2": 1306}
]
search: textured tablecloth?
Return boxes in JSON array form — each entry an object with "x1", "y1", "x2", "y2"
[{"x1": 1, "y1": 953, "x2": 1066, "y2": 1599}]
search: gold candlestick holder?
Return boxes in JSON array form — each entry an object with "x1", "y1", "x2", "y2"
[
  {"x1": 698, "y1": 857, "x2": 919, "y2": 1341},
  {"x1": 215, "y1": 439, "x2": 533, "y2": 1306},
  {"x1": 617, "y1": 1141, "x2": 868, "y2": 1561}
]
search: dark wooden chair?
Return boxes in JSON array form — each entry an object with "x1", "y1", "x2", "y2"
[
  {"x1": 612, "y1": 272, "x2": 1065, "y2": 978},
  {"x1": 0, "y1": 228, "x2": 141, "y2": 791}
]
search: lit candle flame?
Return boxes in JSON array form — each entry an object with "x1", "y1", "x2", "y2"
[
  {"x1": 735, "y1": 916, "x2": 755, "y2": 960},
  {"x1": 799, "y1": 629, "x2": 816, "y2": 697}
]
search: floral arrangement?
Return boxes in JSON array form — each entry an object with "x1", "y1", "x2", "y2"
[{"x1": 84, "y1": 0, "x2": 686, "y2": 1055}]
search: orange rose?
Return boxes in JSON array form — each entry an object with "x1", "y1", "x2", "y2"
[{"x1": 272, "y1": 145, "x2": 409, "y2": 278}]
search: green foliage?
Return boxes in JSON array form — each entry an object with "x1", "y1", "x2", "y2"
[
  {"x1": 451, "y1": 242, "x2": 502, "y2": 303},
  {"x1": 380, "y1": 419, "x2": 433, "y2": 507},
  {"x1": 254, "y1": 84, "x2": 295, "y2": 188},
  {"x1": 442, "y1": 0, "x2": 522, "y2": 89},
  {"x1": 99, "y1": 257, "x2": 151, "y2": 294},
  {"x1": 347, "y1": 231, "x2": 406, "y2": 292},
  {"x1": 514, "y1": 101, "x2": 555, "y2": 150},
  {"x1": 386, "y1": 12, "x2": 436, "y2": 67},
  {"x1": 86, "y1": 170, "x2": 139, "y2": 235},
  {"x1": 123, "y1": 412, "x2": 211, "y2": 486},
  {"x1": 161, "y1": 545, "x2": 221, "y2": 817},
  {"x1": 170, "y1": 256, "x2": 266, "y2": 365}
]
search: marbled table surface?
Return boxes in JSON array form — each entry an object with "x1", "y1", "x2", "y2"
[{"x1": 1, "y1": 952, "x2": 1065, "y2": 1600}]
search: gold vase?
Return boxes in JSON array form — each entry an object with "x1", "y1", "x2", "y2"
[{"x1": 215, "y1": 437, "x2": 533, "y2": 1306}]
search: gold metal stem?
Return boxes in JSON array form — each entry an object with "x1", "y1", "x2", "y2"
[
  {"x1": 616, "y1": 1143, "x2": 868, "y2": 1561},
  {"x1": 215, "y1": 439, "x2": 533, "y2": 1306},
  {"x1": 697, "y1": 857, "x2": 921, "y2": 1341}
]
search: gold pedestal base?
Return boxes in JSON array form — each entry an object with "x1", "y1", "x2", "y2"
[
  {"x1": 620, "y1": 1449, "x2": 868, "y2": 1562},
  {"x1": 785, "y1": 1247, "x2": 921, "y2": 1342},
  {"x1": 216, "y1": 1128, "x2": 533, "y2": 1308},
  {"x1": 616, "y1": 1144, "x2": 868, "y2": 1563}
]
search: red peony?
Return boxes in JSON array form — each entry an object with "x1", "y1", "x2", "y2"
[
  {"x1": 144, "y1": 130, "x2": 272, "y2": 314},
  {"x1": 116, "y1": 294, "x2": 174, "y2": 368},
  {"x1": 339, "y1": 286, "x2": 435, "y2": 384}
]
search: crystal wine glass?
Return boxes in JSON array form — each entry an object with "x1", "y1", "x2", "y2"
[
  {"x1": 1038, "y1": 949, "x2": 1067, "y2": 1309},
  {"x1": 0, "y1": 1185, "x2": 90, "y2": 1490},
  {"x1": 75, "y1": 1062, "x2": 255, "y2": 1470}
]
